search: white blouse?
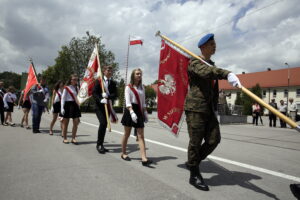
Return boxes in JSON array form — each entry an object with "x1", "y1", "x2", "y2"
[
  {"x1": 125, "y1": 85, "x2": 146, "y2": 108},
  {"x1": 53, "y1": 89, "x2": 63, "y2": 103},
  {"x1": 61, "y1": 85, "x2": 78, "y2": 103},
  {"x1": 3, "y1": 92, "x2": 17, "y2": 107}
]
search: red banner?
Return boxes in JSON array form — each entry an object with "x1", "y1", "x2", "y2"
[
  {"x1": 23, "y1": 64, "x2": 38, "y2": 101},
  {"x1": 78, "y1": 47, "x2": 99, "y2": 104},
  {"x1": 157, "y1": 40, "x2": 189, "y2": 135}
]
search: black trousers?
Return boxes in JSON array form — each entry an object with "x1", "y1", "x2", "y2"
[
  {"x1": 280, "y1": 112, "x2": 287, "y2": 128},
  {"x1": 95, "y1": 107, "x2": 107, "y2": 146},
  {"x1": 0, "y1": 102, "x2": 5, "y2": 124},
  {"x1": 269, "y1": 114, "x2": 277, "y2": 127}
]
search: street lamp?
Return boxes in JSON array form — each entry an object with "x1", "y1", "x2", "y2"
[{"x1": 285, "y1": 62, "x2": 290, "y2": 108}]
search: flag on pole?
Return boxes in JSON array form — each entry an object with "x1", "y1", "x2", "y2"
[
  {"x1": 23, "y1": 63, "x2": 38, "y2": 101},
  {"x1": 157, "y1": 40, "x2": 189, "y2": 135},
  {"x1": 129, "y1": 36, "x2": 143, "y2": 45},
  {"x1": 78, "y1": 47, "x2": 99, "y2": 104}
]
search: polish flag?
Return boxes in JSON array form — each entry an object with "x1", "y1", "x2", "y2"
[
  {"x1": 130, "y1": 36, "x2": 143, "y2": 45},
  {"x1": 23, "y1": 64, "x2": 38, "y2": 101}
]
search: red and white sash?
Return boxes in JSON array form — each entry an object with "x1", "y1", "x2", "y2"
[
  {"x1": 128, "y1": 84, "x2": 144, "y2": 119},
  {"x1": 65, "y1": 86, "x2": 79, "y2": 105}
]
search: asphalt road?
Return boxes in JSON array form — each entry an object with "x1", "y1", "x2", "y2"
[{"x1": 0, "y1": 110, "x2": 299, "y2": 200}]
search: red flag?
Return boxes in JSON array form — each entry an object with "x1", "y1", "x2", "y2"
[
  {"x1": 157, "y1": 40, "x2": 189, "y2": 135},
  {"x1": 130, "y1": 36, "x2": 143, "y2": 45},
  {"x1": 78, "y1": 47, "x2": 99, "y2": 104},
  {"x1": 23, "y1": 64, "x2": 38, "y2": 101}
]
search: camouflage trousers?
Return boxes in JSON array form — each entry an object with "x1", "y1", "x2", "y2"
[{"x1": 185, "y1": 111, "x2": 221, "y2": 167}]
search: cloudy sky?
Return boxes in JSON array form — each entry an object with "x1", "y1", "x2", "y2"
[{"x1": 0, "y1": 0, "x2": 299, "y2": 84}]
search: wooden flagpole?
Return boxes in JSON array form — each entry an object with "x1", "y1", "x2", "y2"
[
  {"x1": 95, "y1": 44, "x2": 111, "y2": 132},
  {"x1": 155, "y1": 31, "x2": 300, "y2": 132},
  {"x1": 123, "y1": 35, "x2": 130, "y2": 112}
]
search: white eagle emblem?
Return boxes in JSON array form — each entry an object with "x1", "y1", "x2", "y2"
[{"x1": 159, "y1": 74, "x2": 176, "y2": 96}]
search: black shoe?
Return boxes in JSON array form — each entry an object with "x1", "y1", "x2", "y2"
[
  {"x1": 189, "y1": 167, "x2": 209, "y2": 191},
  {"x1": 142, "y1": 159, "x2": 153, "y2": 166},
  {"x1": 96, "y1": 145, "x2": 107, "y2": 154},
  {"x1": 121, "y1": 155, "x2": 131, "y2": 161},
  {"x1": 290, "y1": 184, "x2": 300, "y2": 200},
  {"x1": 32, "y1": 129, "x2": 41, "y2": 133}
]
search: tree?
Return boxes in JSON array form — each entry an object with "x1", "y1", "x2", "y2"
[
  {"x1": 42, "y1": 31, "x2": 119, "y2": 91},
  {"x1": 117, "y1": 78, "x2": 125, "y2": 107},
  {"x1": 145, "y1": 85, "x2": 156, "y2": 107},
  {"x1": 0, "y1": 71, "x2": 21, "y2": 90},
  {"x1": 238, "y1": 84, "x2": 263, "y2": 115}
]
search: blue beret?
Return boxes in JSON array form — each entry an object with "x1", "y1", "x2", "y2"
[{"x1": 198, "y1": 33, "x2": 214, "y2": 48}]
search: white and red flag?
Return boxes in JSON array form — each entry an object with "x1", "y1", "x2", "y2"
[
  {"x1": 23, "y1": 63, "x2": 38, "y2": 101},
  {"x1": 78, "y1": 47, "x2": 99, "y2": 104},
  {"x1": 157, "y1": 40, "x2": 189, "y2": 135},
  {"x1": 130, "y1": 36, "x2": 143, "y2": 45}
]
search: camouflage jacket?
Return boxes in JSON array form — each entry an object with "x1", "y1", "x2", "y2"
[{"x1": 184, "y1": 57, "x2": 230, "y2": 113}]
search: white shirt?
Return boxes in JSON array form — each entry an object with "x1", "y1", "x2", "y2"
[
  {"x1": 278, "y1": 104, "x2": 287, "y2": 112},
  {"x1": 61, "y1": 85, "x2": 79, "y2": 112},
  {"x1": 53, "y1": 89, "x2": 63, "y2": 103},
  {"x1": 3, "y1": 92, "x2": 17, "y2": 107},
  {"x1": 125, "y1": 85, "x2": 146, "y2": 108},
  {"x1": 289, "y1": 102, "x2": 297, "y2": 112}
]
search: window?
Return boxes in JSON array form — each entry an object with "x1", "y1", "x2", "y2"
[
  {"x1": 263, "y1": 90, "x2": 266, "y2": 98},
  {"x1": 284, "y1": 89, "x2": 288, "y2": 97},
  {"x1": 273, "y1": 90, "x2": 277, "y2": 97},
  {"x1": 297, "y1": 89, "x2": 300, "y2": 97}
]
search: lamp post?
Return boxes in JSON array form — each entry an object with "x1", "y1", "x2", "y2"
[{"x1": 285, "y1": 62, "x2": 290, "y2": 108}]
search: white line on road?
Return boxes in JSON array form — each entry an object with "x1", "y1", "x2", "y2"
[{"x1": 81, "y1": 121, "x2": 300, "y2": 183}]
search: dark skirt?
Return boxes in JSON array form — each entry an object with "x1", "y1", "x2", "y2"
[
  {"x1": 22, "y1": 100, "x2": 31, "y2": 109},
  {"x1": 61, "y1": 101, "x2": 81, "y2": 119},
  {"x1": 53, "y1": 102, "x2": 61, "y2": 114},
  {"x1": 5, "y1": 102, "x2": 14, "y2": 112},
  {"x1": 121, "y1": 103, "x2": 144, "y2": 128}
]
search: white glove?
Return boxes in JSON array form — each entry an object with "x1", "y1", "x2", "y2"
[
  {"x1": 130, "y1": 110, "x2": 138, "y2": 123},
  {"x1": 227, "y1": 73, "x2": 241, "y2": 88},
  {"x1": 100, "y1": 98, "x2": 107, "y2": 104},
  {"x1": 102, "y1": 93, "x2": 108, "y2": 98},
  {"x1": 61, "y1": 109, "x2": 65, "y2": 115},
  {"x1": 4, "y1": 105, "x2": 8, "y2": 109},
  {"x1": 50, "y1": 106, "x2": 54, "y2": 113},
  {"x1": 144, "y1": 111, "x2": 148, "y2": 123}
]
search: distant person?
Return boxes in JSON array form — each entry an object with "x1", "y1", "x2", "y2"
[
  {"x1": 18, "y1": 90, "x2": 31, "y2": 129},
  {"x1": 61, "y1": 74, "x2": 81, "y2": 144},
  {"x1": 49, "y1": 80, "x2": 64, "y2": 135},
  {"x1": 218, "y1": 90, "x2": 230, "y2": 115},
  {"x1": 29, "y1": 77, "x2": 49, "y2": 133},
  {"x1": 0, "y1": 81, "x2": 6, "y2": 125},
  {"x1": 120, "y1": 68, "x2": 151, "y2": 166},
  {"x1": 3, "y1": 86, "x2": 17, "y2": 126},
  {"x1": 278, "y1": 100, "x2": 287, "y2": 128},
  {"x1": 289, "y1": 98, "x2": 298, "y2": 121},
  {"x1": 268, "y1": 99, "x2": 277, "y2": 127},
  {"x1": 252, "y1": 102, "x2": 261, "y2": 126}
]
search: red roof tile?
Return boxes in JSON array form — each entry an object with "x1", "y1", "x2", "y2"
[{"x1": 219, "y1": 67, "x2": 300, "y2": 90}]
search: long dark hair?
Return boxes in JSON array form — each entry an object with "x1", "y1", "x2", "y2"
[
  {"x1": 130, "y1": 68, "x2": 142, "y2": 87},
  {"x1": 54, "y1": 80, "x2": 64, "y2": 92},
  {"x1": 67, "y1": 74, "x2": 78, "y2": 86}
]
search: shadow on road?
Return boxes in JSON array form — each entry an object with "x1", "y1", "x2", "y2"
[{"x1": 177, "y1": 160, "x2": 280, "y2": 200}]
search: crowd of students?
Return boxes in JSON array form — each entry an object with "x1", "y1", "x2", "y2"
[{"x1": 0, "y1": 67, "x2": 152, "y2": 167}]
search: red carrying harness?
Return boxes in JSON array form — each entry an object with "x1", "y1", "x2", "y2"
[{"x1": 64, "y1": 86, "x2": 78, "y2": 102}]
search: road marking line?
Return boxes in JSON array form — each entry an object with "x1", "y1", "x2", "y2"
[{"x1": 81, "y1": 121, "x2": 300, "y2": 183}]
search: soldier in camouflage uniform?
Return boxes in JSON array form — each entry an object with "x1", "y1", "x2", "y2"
[{"x1": 184, "y1": 33, "x2": 241, "y2": 191}]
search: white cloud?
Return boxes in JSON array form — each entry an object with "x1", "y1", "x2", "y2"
[{"x1": 0, "y1": 0, "x2": 299, "y2": 85}]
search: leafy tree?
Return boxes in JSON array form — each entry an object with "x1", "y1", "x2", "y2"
[
  {"x1": 0, "y1": 71, "x2": 21, "y2": 90},
  {"x1": 237, "y1": 84, "x2": 263, "y2": 115},
  {"x1": 117, "y1": 78, "x2": 125, "y2": 107},
  {"x1": 145, "y1": 85, "x2": 156, "y2": 107},
  {"x1": 42, "y1": 31, "x2": 119, "y2": 91}
]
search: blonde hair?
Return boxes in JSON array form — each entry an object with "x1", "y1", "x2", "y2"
[{"x1": 130, "y1": 68, "x2": 143, "y2": 87}]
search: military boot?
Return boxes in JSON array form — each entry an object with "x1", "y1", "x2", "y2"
[{"x1": 189, "y1": 166, "x2": 209, "y2": 191}]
